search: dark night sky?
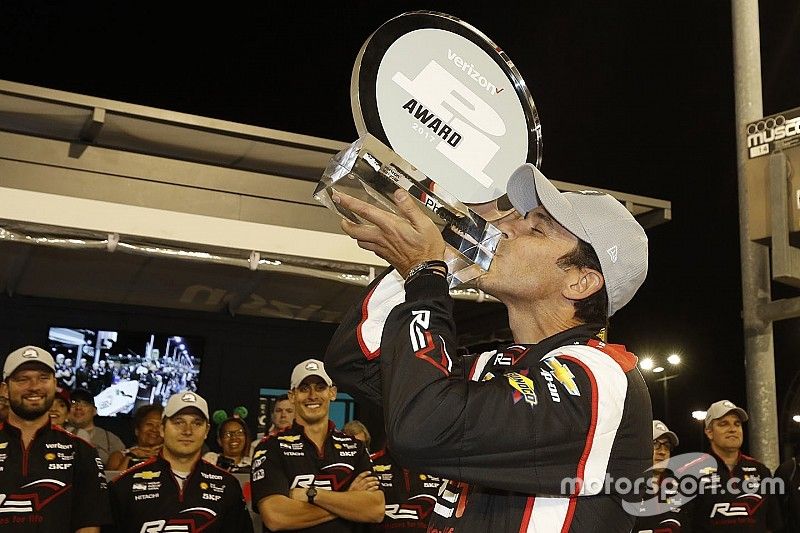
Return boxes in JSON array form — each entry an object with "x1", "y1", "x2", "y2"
[{"x1": 1, "y1": 1, "x2": 799, "y2": 454}]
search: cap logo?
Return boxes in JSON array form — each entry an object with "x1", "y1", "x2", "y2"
[
  {"x1": 305, "y1": 362, "x2": 319, "y2": 371},
  {"x1": 723, "y1": 401, "x2": 735, "y2": 408},
  {"x1": 607, "y1": 245, "x2": 619, "y2": 264},
  {"x1": 576, "y1": 190, "x2": 604, "y2": 196},
  {"x1": 181, "y1": 393, "x2": 197, "y2": 403},
  {"x1": 656, "y1": 423, "x2": 666, "y2": 431},
  {"x1": 21, "y1": 349, "x2": 39, "y2": 359}
]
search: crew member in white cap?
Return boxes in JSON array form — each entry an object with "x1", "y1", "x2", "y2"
[
  {"x1": 250, "y1": 358, "x2": 384, "y2": 531},
  {"x1": 679, "y1": 400, "x2": 783, "y2": 532},
  {"x1": 0, "y1": 345, "x2": 112, "y2": 532},
  {"x1": 107, "y1": 391, "x2": 252, "y2": 532},
  {"x1": 326, "y1": 164, "x2": 653, "y2": 531}
]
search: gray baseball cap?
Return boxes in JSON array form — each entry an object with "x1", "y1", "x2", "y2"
[
  {"x1": 3, "y1": 345, "x2": 56, "y2": 380},
  {"x1": 704, "y1": 400, "x2": 748, "y2": 428},
  {"x1": 290, "y1": 359, "x2": 333, "y2": 389},
  {"x1": 163, "y1": 391, "x2": 209, "y2": 420},
  {"x1": 653, "y1": 420, "x2": 679, "y2": 447},
  {"x1": 506, "y1": 163, "x2": 649, "y2": 316}
]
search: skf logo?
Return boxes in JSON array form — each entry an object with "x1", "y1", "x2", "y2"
[
  {"x1": 544, "y1": 358, "x2": 580, "y2": 396},
  {"x1": 710, "y1": 502, "x2": 750, "y2": 517},
  {"x1": 134, "y1": 470, "x2": 161, "y2": 480},
  {"x1": 278, "y1": 435, "x2": 301, "y2": 443},
  {"x1": 505, "y1": 371, "x2": 537, "y2": 407}
]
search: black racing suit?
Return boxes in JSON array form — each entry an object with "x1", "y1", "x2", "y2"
[
  {"x1": 250, "y1": 421, "x2": 374, "y2": 532},
  {"x1": 370, "y1": 447, "x2": 439, "y2": 531},
  {"x1": 106, "y1": 453, "x2": 253, "y2": 533},
  {"x1": 0, "y1": 420, "x2": 112, "y2": 532},
  {"x1": 325, "y1": 268, "x2": 652, "y2": 532},
  {"x1": 678, "y1": 451, "x2": 782, "y2": 532}
]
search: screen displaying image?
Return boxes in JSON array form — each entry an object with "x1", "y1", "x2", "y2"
[{"x1": 47, "y1": 327, "x2": 203, "y2": 417}]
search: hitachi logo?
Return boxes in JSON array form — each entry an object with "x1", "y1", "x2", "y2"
[{"x1": 447, "y1": 49, "x2": 503, "y2": 95}]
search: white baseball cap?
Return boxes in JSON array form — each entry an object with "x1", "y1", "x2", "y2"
[
  {"x1": 290, "y1": 359, "x2": 333, "y2": 389},
  {"x1": 652, "y1": 420, "x2": 679, "y2": 447},
  {"x1": 163, "y1": 391, "x2": 209, "y2": 419},
  {"x1": 3, "y1": 345, "x2": 56, "y2": 380},
  {"x1": 506, "y1": 163, "x2": 649, "y2": 316},
  {"x1": 704, "y1": 400, "x2": 748, "y2": 428}
]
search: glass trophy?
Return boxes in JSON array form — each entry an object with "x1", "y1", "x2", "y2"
[
  {"x1": 315, "y1": 11, "x2": 542, "y2": 288},
  {"x1": 314, "y1": 134, "x2": 504, "y2": 287}
]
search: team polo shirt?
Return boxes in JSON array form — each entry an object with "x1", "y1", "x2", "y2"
[
  {"x1": 0, "y1": 420, "x2": 112, "y2": 532},
  {"x1": 251, "y1": 421, "x2": 373, "y2": 532},
  {"x1": 370, "y1": 447, "x2": 438, "y2": 531},
  {"x1": 109, "y1": 454, "x2": 253, "y2": 532},
  {"x1": 680, "y1": 452, "x2": 782, "y2": 532}
]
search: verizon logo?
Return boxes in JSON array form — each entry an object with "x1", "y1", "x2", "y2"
[{"x1": 446, "y1": 49, "x2": 503, "y2": 95}]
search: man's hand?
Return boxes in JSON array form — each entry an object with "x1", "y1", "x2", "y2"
[
  {"x1": 348, "y1": 471, "x2": 381, "y2": 492},
  {"x1": 333, "y1": 189, "x2": 446, "y2": 278}
]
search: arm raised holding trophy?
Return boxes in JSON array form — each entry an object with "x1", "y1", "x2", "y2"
[{"x1": 322, "y1": 11, "x2": 652, "y2": 532}]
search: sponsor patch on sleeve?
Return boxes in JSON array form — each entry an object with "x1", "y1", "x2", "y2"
[{"x1": 504, "y1": 370, "x2": 537, "y2": 407}]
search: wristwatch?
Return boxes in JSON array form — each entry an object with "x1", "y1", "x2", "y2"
[{"x1": 306, "y1": 486, "x2": 318, "y2": 504}]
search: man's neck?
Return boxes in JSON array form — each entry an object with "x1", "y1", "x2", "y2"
[
  {"x1": 712, "y1": 444, "x2": 740, "y2": 469},
  {"x1": 297, "y1": 417, "x2": 329, "y2": 449},
  {"x1": 162, "y1": 448, "x2": 200, "y2": 473},
  {"x1": 74, "y1": 421, "x2": 95, "y2": 431},
  {"x1": 8, "y1": 412, "x2": 48, "y2": 447},
  {"x1": 506, "y1": 301, "x2": 582, "y2": 344}
]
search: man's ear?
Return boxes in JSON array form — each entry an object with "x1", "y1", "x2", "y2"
[
  {"x1": 329, "y1": 385, "x2": 337, "y2": 402},
  {"x1": 563, "y1": 268, "x2": 604, "y2": 302}
]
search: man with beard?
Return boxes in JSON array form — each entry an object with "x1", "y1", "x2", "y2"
[
  {"x1": 251, "y1": 359, "x2": 384, "y2": 531},
  {"x1": 107, "y1": 391, "x2": 253, "y2": 532},
  {"x1": 0, "y1": 345, "x2": 112, "y2": 532}
]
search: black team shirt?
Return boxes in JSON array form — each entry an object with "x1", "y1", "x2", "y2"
[
  {"x1": 250, "y1": 420, "x2": 374, "y2": 532},
  {"x1": 0, "y1": 420, "x2": 112, "y2": 532}
]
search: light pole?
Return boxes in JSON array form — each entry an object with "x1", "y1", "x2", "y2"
[
  {"x1": 640, "y1": 354, "x2": 683, "y2": 425},
  {"x1": 693, "y1": 410, "x2": 707, "y2": 449}
]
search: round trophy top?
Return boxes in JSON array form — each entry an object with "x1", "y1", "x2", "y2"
[{"x1": 351, "y1": 11, "x2": 542, "y2": 204}]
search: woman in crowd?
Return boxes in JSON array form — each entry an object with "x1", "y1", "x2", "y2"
[
  {"x1": 48, "y1": 387, "x2": 70, "y2": 427},
  {"x1": 106, "y1": 404, "x2": 164, "y2": 471},
  {"x1": 203, "y1": 416, "x2": 252, "y2": 473}
]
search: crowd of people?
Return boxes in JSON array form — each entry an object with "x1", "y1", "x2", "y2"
[{"x1": 2, "y1": 166, "x2": 800, "y2": 532}]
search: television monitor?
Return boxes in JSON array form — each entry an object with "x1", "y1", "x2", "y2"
[{"x1": 47, "y1": 327, "x2": 203, "y2": 417}]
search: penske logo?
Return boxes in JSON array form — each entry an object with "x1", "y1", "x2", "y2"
[
  {"x1": 505, "y1": 372, "x2": 537, "y2": 406},
  {"x1": 544, "y1": 357, "x2": 580, "y2": 396},
  {"x1": 133, "y1": 470, "x2": 161, "y2": 480}
]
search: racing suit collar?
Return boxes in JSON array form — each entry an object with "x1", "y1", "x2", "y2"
[{"x1": 519, "y1": 322, "x2": 606, "y2": 355}]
